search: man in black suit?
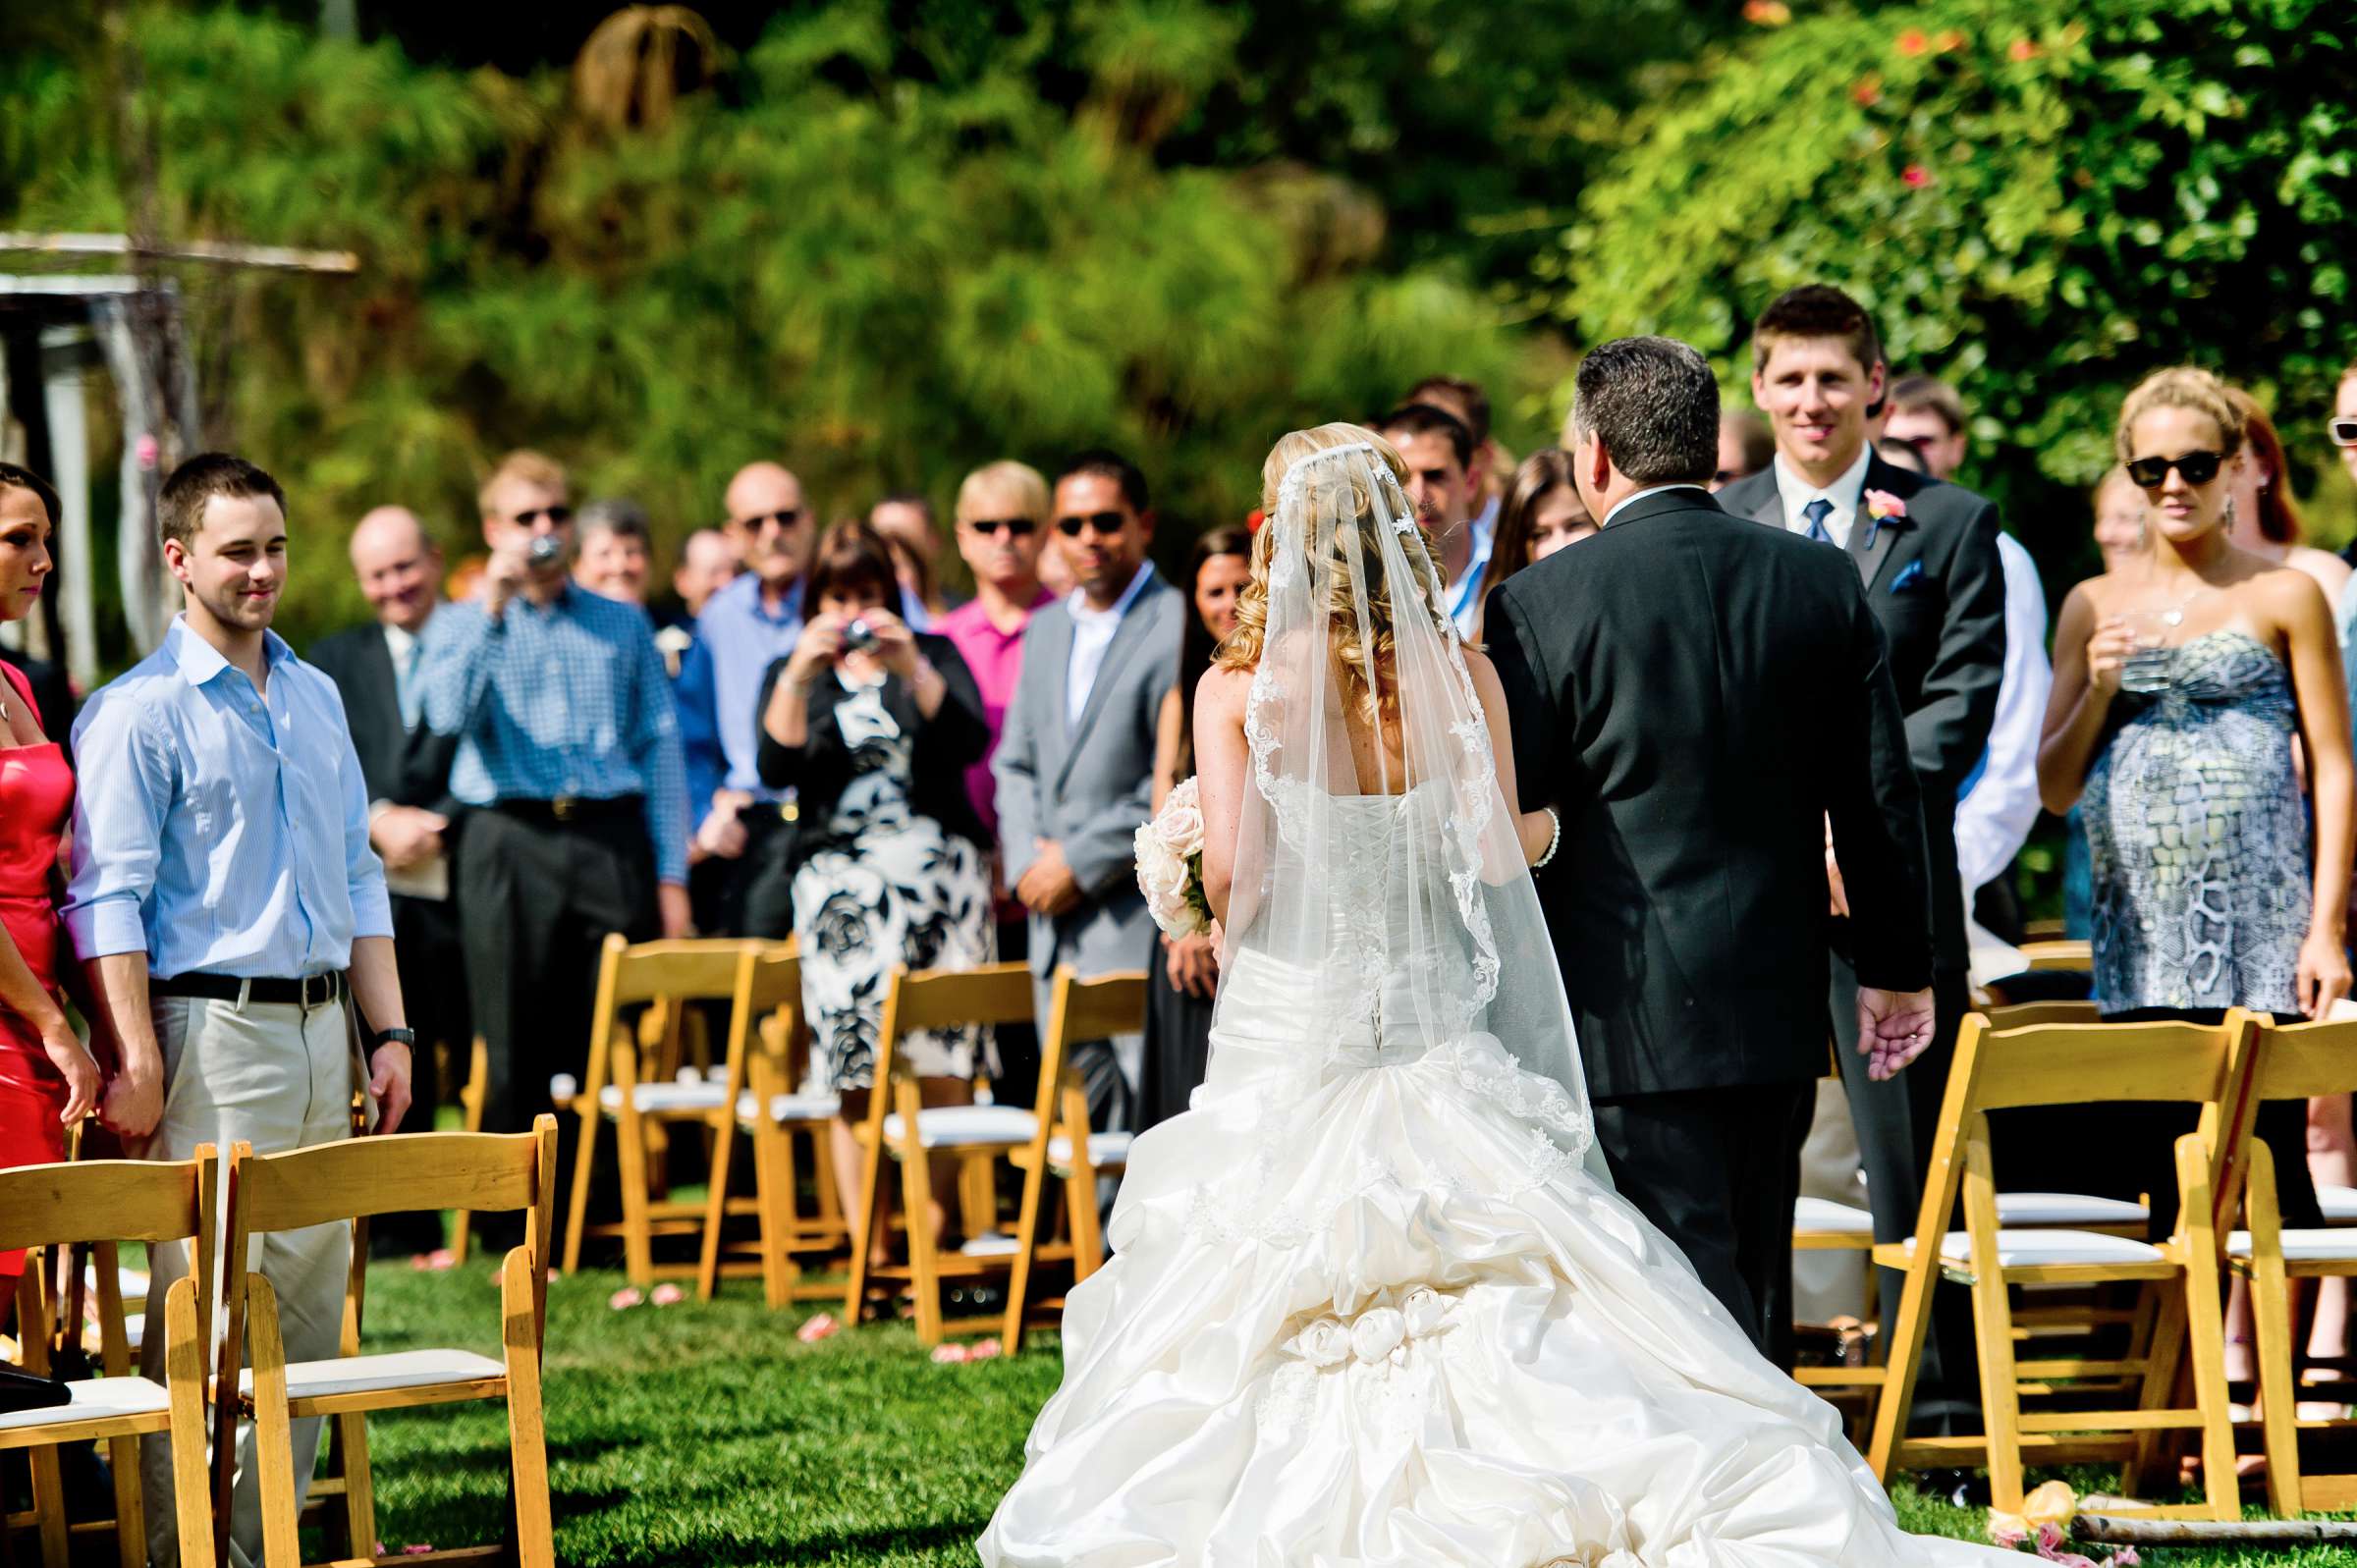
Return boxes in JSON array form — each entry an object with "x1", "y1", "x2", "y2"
[
  {"x1": 310, "y1": 506, "x2": 468, "y2": 1248},
  {"x1": 1487, "y1": 335, "x2": 1939, "y2": 1363},
  {"x1": 1716, "y1": 288, "x2": 2004, "y2": 1400}
]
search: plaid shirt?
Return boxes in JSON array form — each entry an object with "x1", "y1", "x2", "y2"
[{"x1": 415, "y1": 585, "x2": 688, "y2": 883}]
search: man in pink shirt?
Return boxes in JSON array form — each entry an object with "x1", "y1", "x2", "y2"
[{"x1": 935, "y1": 460, "x2": 1056, "y2": 1103}]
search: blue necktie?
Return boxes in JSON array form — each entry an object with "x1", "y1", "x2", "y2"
[
  {"x1": 1801, "y1": 497, "x2": 1836, "y2": 545},
  {"x1": 395, "y1": 638, "x2": 423, "y2": 730}
]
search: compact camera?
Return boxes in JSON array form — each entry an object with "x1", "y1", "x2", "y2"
[{"x1": 842, "y1": 618, "x2": 879, "y2": 654}]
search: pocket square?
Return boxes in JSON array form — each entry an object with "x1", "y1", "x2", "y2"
[{"x1": 1889, "y1": 559, "x2": 1927, "y2": 593}]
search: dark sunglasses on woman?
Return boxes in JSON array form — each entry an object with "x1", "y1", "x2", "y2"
[
  {"x1": 964, "y1": 517, "x2": 1038, "y2": 537},
  {"x1": 2124, "y1": 450, "x2": 2222, "y2": 489}
]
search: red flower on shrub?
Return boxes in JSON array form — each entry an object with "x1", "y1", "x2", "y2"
[
  {"x1": 2008, "y1": 37, "x2": 2039, "y2": 61},
  {"x1": 1901, "y1": 164, "x2": 1933, "y2": 189},
  {"x1": 1895, "y1": 27, "x2": 1929, "y2": 55},
  {"x1": 1742, "y1": 0, "x2": 1792, "y2": 24},
  {"x1": 1851, "y1": 75, "x2": 1883, "y2": 108}
]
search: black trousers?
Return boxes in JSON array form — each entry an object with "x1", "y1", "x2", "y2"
[
  {"x1": 455, "y1": 805, "x2": 659, "y2": 1162},
  {"x1": 1829, "y1": 955, "x2": 1976, "y2": 1427},
  {"x1": 689, "y1": 806, "x2": 795, "y2": 939},
  {"x1": 374, "y1": 892, "x2": 472, "y2": 1252},
  {"x1": 1592, "y1": 1079, "x2": 1814, "y2": 1365}
]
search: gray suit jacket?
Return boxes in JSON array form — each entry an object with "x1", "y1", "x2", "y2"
[{"x1": 993, "y1": 573, "x2": 1183, "y2": 980}]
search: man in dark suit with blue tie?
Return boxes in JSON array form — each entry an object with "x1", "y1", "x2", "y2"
[
  {"x1": 311, "y1": 506, "x2": 468, "y2": 1247},
  {"x1": 1716, "y1": 287, "x2": 2006, "y2": 1426}
]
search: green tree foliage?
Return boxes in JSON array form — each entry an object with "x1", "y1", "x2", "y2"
[
  {"x1": 0, "y1": 3, "x2": 1550, "y2": 649},
  {"x1": 1551, "y1": 0, "x2": 2357, "y2": 571}
]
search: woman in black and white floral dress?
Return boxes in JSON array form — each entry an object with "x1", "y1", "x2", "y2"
[{"x1": 757, "y1": 520, "x2": 995, "y2": 1264}]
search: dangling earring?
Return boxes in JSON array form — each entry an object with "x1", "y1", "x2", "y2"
[{"x1": 2221, "y1": 494, "x2": 2239, "y2": 531}]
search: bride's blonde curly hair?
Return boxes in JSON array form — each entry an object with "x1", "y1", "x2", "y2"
[{"x1": 1216, "y1": 422, "x2": 1449, "y2": 725}]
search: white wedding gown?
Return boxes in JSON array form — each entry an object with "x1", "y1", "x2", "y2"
[{"x1": 978, "y1": 789, "x2": 2009, "y2": 1568}]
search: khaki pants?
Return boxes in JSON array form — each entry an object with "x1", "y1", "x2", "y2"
[{"x1": 138, "y1": 993, "x2": 357, "y2": 1568}]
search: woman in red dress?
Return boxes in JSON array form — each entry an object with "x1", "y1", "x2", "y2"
[{"x1": 0, "y1": 463, "x2": 101, "y2": 1291}]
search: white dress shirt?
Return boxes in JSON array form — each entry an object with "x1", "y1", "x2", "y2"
[
  {"x1": 1600, "y1": 483, "x2": 1709, "y2": 528},
  {"x1": 1442, "y1": 505, "x2": 1497, "y2": 638},
  {"x1": 1066, "y1": 562, "x2": 1157, "y2": 729},
  {"x1": 1774, "y1": 445, "x2": 1874, "y2": 549},
  {"x1": 1952, "y1": 531, "x2": 2053, "y2": 891}
]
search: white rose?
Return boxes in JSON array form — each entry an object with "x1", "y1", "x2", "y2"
[
  {"x1": 1400, "y1": 1287, "x2": 1453, "y2": 1338},
  {"x1": 1135, "y1": 824, "x2": 1184, "y2": 901},
  {"x1": 1288, "y1": 1319, "x2": 1350, "y2": 1368},
  {"x1": 1349, "y1": 1307, "x2": 1407, "y2": 1365},
  {"x1": 1159, "y1": 777, "x2": 1206, "y2": 857}
]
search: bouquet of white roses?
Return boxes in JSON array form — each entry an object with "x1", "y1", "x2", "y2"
[{"x1": 1134, "y1": 776, "x2": 1213, "y2": 940}]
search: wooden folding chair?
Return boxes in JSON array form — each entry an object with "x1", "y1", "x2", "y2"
[
  {"x1": 1002, "y1": 968, "x2": 1148, "y2": 1353},
  {"x1": 1866, "y1": 1008, "x2": 2257, "y2": 1522},
  {"x1": 221, "y1": 1117, "x2": 559, "y2": 1568},
  {"x1": 0, "y1": 1152, "x2": 217, "y2": 1568},
  {"x1": 2226, "y1": 1013, "x2": 2357, "y2": 1515},
  {"x1": 843, "y1": 962, "x2": 1044, "y2": 1343},
  {"x1": 450, "y1": 1033, "x2": 492, "y2": 1266},
  {"x1": 695, "y1": 942, "x2": 851, "y2": 1304},
  {"x1": 562, "y1": 935, "x2": 760, "y2": 1283}
]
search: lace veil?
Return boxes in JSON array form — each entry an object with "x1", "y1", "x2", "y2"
[{"x1": 1217, "y1": 426, "x2": 1608, "y2": 1187}]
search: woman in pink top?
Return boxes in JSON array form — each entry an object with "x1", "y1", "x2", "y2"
[{"x1": 936, "y1": 461, "x2": 1056, "y2": 1103}]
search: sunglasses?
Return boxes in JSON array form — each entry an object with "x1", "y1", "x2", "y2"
[
  {"x1": 1056, "y1": 511, "x2": 1128, "y2": 538},
  {"x1": 2124, "y1": 451, "x2": 2223, "y2": 489},
  {"x1": 512, "y1": 505, "x2": 574, "y2": 527},
  {"x1": 735, "y1": 507, "x2": 807, "y2": 533},
  {"x1": 2330, "y1": 417, "x2": 2357, "y2": 449},
  {"x1": 963, "y1": 516, "x2": 1038, "y2": 538}
]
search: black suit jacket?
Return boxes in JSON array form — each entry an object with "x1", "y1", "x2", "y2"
[
  {"x1": 1715, "y1": 457, "x2": 2004, "y2": 971},
  {"x1": 754, "y1": 631, "x2": 993, "y2": 876},
  {"x1": 1487, "y1": 487, "x2": 1934, "y2": 1099},
  {"x1": 309, "y1": 622, "x2": 460, "y2": 814}
]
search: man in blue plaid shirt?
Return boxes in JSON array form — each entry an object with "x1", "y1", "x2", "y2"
[{"x1": 415, "y1": 450, "x2": 690, "y2": 1196}]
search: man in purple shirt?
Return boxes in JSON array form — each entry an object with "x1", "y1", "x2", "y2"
[{"x1": 934, "y1": 460, "x2": 1055, "y2": 1103}]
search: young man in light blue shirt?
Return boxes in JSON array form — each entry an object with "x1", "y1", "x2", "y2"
[{"x1": 67, "y1": 453, "x2": 412, "y2": 1566}]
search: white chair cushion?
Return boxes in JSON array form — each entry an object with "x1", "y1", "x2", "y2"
[
  {"x1": 2227, "y1": 1228, "x2": 2357, "y2": 1264},
  {"x1": 1903, "y1": 1228, "x2": 2166, "y2": 1269},
  {"x1": 960, "y1": 1233, "x2": 1021, "y2": 1259},
  {"x1": 2319, "y1": 1184, "x2": 2357, "y2": 1225},
  {"x1": 1996, "y1": 1191, "x2": 2151, "y2": 1227},
  {"x1": 597, "y1": 1081, "x2": 728, "y2": 1115},
  {"x1": 1048, "y1": 1131, "x2": 1133, "y2": 1169},
  {"x1": 881, "y1": 1105, "x2": 1037, "y2": 1149},
  {"x1": 0, "y1": 1376, "x2": 169, "y2": 1433},
  {"x1": 1792, "y1": 1197, "x2": 1874, "y2": 1236},
  {"x1": 239, "y1": 1347, "x2": 506, "y2": 1402},
  {"x1": 736, "y1": 1090, "x2": 842, "y2": 1125}
]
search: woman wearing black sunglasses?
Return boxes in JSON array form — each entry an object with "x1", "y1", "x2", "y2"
[{"x1": 2037, "y1": 365, "x2": 2353, "y2": 1240}]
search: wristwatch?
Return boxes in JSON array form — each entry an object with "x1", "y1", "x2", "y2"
[{"x1": 378, "y1": 1027, "x2": 417, "y2": 1049}]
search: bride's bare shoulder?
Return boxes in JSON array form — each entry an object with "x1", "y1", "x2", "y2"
[
  {"x1": 1458, "y1": 645, "x2": 1507, "y2": 706},
  {"x1": 1195, "y1": 662, "x2": 1254, "y2": 718}
]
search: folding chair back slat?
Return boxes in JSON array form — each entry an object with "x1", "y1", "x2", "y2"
[
  {"x1": 2248, "y1": 1015, "x2": 2357, "y2": 1103},
  {"x1": 883, "y1": 962, "x2": 1036, "y2": 1043},
  {"x1": 235, "y1": 1130, "x2": 545, "y2": 1235},
  {"x1": 1984, "y1": 1000, "x2": 2103, "y2": 1031},
  {"x1": 0, "y1": 1158, "x2": 208, "y2": 1252},
  {"x1": 1046, "y1": 971, "x2": 1149, "y2": 1049},
  {"x1": 603, "y1": 936, "x2": 761, "y2": 1005},
  {"x1": 1971, "y1": 1019, "x2": 2232, "y2": 1110}
]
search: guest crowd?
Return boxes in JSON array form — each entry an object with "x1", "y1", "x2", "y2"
[{"x1": 6, "y1": 281, "x2": 2357, "y2": 1550}]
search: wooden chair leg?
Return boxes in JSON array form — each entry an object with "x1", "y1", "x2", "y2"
[
  {"x1": 2174, "y1": 1134, "x2": 2243, "y2": 1524},
  {"x1": 2251, "y1": 1255, "x2": 2305, "y2": 1516},
  {"x1": 1960, "y1": 1137, "x2": 2026, "y2": 1514},
  {"x1": 501, "y1": 1248, "x2": 556, "y2": 1568},
  {"x1": 812, "y1": 1127, "x2": 846, "y2": 1238},
  {"x1": 898, "y1": 1081, "x2": 946, "y2": 1344},
  {"x1": 1001, "y1": 1155, "x2": 1051, "y2": 1354},
  {"x1": 29, "y1": 1442, "x2": 69, "y2": 1568},
  {"x1": 696, "y1": 1112, "x2": 739, "y2": 1302},
  {"x1": 751, "y1": 1123, "x2": 799, "y2": 1310},
  {"x1": 334, "y1": 1410, "x2": 376, "y2": 1559},
  {"x1": 105, "y1": 1433, "x2": 143, "y2": 1568},
  {"x1": 452, "y1": 1034, "x2": 489, "y2": 1268},
  {"x1": 844, "y1": 1116, "x2": 885, "y2": 1323},
  {"x1": 613, "y1": 1105, "x2": 656, "y2": 1287},
  {"x1": 2123, "y1": 1289, "x2": 2189, "y2": 1500},
  {"x1": 164, "y1": 1277, "x2": 218, "y2": 1568},
  {"x1": 561, "y1": 1104, "x2": 599, "y2": 1277},
  {"x1": 1066, "y1": 1163, "x2": 1103, "y2": 1285},
  {"x1": 247, "y1": 1278, "x2": 302, "y2": 1568}
]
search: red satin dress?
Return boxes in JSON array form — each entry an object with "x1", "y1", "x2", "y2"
[{"x1": 0, "y1": 660, "x2": 74, "y2": 1276}]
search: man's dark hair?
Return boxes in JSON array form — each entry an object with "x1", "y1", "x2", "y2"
[
  {"x1": 0, "y1": 462, "x2": 62, "y2": 528},
  {"x1": 1375, "y1": 402, "x2": 1473, "y2": 472},
  {"x1": 1750, "y1": 285, "x2": 1884, "y2": 377},
  {"x1": 1569, "y1": 337, "x2": 1720, "y2": 486},
  {"x1": 1888, "y1": 373, "x2": 1966, "y2": 436},
  {"x1": 1722, "y1": 409, "x2": 1775, "y2": 477},
  {"x1": 1056, "y1": 449, "x2": 1150, "y2": 514},
  {"x1": 1406, "y1": 374, "x2": 1491, "y2": 447},
  {"x1": 158, "y1": 453, "x2": 286, "y2": 552},
  {"x1": 876, "y1": 491, "x2": 937, "y2": 525}
]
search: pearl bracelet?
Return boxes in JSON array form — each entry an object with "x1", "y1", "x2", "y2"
[{"x1": 1533, "y1": 805, "x2": 1562, "y2": 870}]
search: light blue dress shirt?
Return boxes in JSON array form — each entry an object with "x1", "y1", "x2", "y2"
[
  {"x1": 676, "y1": 572, "x2": 804, "y2": 825},
  {"x1": 64, "y1": 619, "x2": 394, "y2": 979},
  {"x1": 414, "y1": 583, "x2": 690, "y2": 884}
]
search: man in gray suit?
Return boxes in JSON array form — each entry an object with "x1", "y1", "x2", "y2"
[{"x1": 993, "y1": 449, "x2": 1181, "y2": 1139}]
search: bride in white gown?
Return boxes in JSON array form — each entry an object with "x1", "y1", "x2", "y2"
[{"x1": 977, "y1": 426, "x2": 2010, "y2": 1566}]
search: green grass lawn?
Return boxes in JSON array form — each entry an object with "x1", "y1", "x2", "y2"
[{"x1": 348, "y1": 1257, "x2": 2353, "y2": 1566}]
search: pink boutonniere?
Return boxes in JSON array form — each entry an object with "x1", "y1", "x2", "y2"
[{"x1": 1862, "y1": 489, "x2": 1908, "y2": 549}]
